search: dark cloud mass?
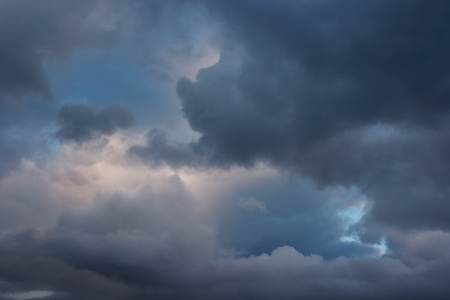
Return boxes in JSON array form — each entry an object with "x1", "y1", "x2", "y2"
[
  {"x1": 0, "y1": 185, "x2": 449, "y2": 300},
  {"x1": 130, "y1": 129, "x2": 198, "y2": 168},
  {"x1": 1, "y1": 0, "x2": 450, "y2": 299},
  {"x1": 56, "y1": 102, "x2": 134, "y2": 142},
  {"x1": 173, "y1": 0, "x2": 450, "y2": 231},
  {"x1": 179, "y1": 0, "x2": 450, "y2": 164}
]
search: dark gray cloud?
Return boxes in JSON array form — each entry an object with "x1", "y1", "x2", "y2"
[
  {"x1": 0, "y1": 175, "x2": 210, "y2": 300},
  {"x1": 0, "y1": 181, "x2": 449, "y2": 300},
  {"x1": 0, "y1": 138, "x2": 448, "y2": 299},
  {"x1": 166, "y1": 0, "x2": 450, "y2": 234},
  {"x1": 56, "y1": 102, "x2": 134, "y2": 142},
  {"x1": 120, "y1": 2, "x2": 450, "y2": 279},
  {"x1": 297, "y1": 125, "x2": 450, "y2": 232},
  {"x1": 2, "y1": 0, "x2": 450, "y2": 299},
  {"x1": 178, "y1": 0, "x2": 450, "y2": 164},
  {"x1": 130, "y1": 129, "x2": 198, "y2": 168}
]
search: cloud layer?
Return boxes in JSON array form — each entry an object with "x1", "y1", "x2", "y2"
[
  {"x1": 0, "y1": 0, "x2": 450, "y2": 299},
  {"x1": 56, "y1": 102, "x2": 134, "y2": 142}
]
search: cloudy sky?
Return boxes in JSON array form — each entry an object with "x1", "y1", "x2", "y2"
[{"x1": 1, "y1": 0, "x2": 450, "y2": 299}]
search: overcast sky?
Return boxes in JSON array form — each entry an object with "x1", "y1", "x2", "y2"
[{"x1": 1, "y1": 0, "x2": 450, "y2": 299}]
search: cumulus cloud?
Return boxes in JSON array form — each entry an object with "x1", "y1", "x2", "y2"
[
  {"x1": 1, "y1": 230, "x2": 449, "y2": 299},
  {"x1": 129, "y1": 129, "x2": 198, "y2": 168},
  {"x1": 125, "y1": 1, "x2": 450, "y2": 253},
  {"x1": 178, "y1": 0, "x2": 450, "y2": 165},
  {"x1": 0, "y1": 133, "x2": 447, "y2": 299},
  {"x1": 2, "y1": 0, "x2": 450, "y2": 299},
  {"x1": 56, "y1": 102, "x2": 134, "y2": 142},
  {"x1": 168, "y1": 0, "x2": 450, "y2": 235}
]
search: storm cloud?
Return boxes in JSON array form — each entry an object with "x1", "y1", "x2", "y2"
[
  {"x1": 0, "y1": 151, "x2": 449, "y2": 299},
  {"x1": 1, "y1": 0, "x2": 450, "y2": 299},
  {"x1": 178, "y1": 0, "x2": 450, "y2": 165},
  {"x1": 171, "y1": 0, "x2": 450, "y2": 233},
  {"x1": 0, "y1": 195, "x2": 449, "y2": 300},
  {"x1": 56, "y1": 103, "x2": 134, "y2": 142}
]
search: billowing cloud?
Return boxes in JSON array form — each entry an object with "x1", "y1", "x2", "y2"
[
  {"x1": 1, "y1": 227, "x2": 449, "y2": 299},
  {"x1": 129, "y1": 129, "x2": 198, "y2": 168},
  {"x1": 0, "y1": 134, "x2": 447, "y2": 299},
  {"x1": 170, "y1": 1, "x2": 450, "y2": 234},
  {"x1": 1, "y1": 0, "x2": 450, "y2": 299},
  {"x1": 56, "y1": 102, "x2": 134, "y2": 142},
  {"x1": 178, "y1": 0, "x2": 450, "y2": 164}
]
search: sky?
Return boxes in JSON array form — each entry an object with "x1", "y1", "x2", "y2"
[{"x1": 0, "y1": 0, "x2": 450, "y2": 299}]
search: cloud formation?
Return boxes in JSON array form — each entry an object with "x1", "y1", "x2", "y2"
[
  {"x1": 1, "y1": 0, "x2": 450, "y2": 299},
  {"x1": 56, "y1": 103, "x2": 134, "y2": 142},
  {"x1": 0, "y1": 134, "x2": 446, "y2": 299},
  {"x1": 178, "y1": 0, "x2": 450, "y2": 164},
  {"x1": 171, "y1": 0, "x2": 450, "y2": 234}
]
